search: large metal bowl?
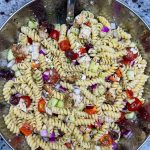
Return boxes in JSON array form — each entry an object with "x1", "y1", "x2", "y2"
[{"x1": 0, "y1": 0, "x2": 150, "y2": 149}]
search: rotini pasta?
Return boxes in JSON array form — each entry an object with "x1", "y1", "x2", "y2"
[{"x1": 2, "y1": 11, "x2": 148, "y2": 150}]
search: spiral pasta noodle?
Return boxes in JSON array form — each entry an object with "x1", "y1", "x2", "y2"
[{"x1": 3, "y1": 11, "x2": 148, "y2": 150}]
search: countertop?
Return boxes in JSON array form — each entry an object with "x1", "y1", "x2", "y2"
[
  {"x1": 0, "y1": 0, "x2": 150, "y2": 150},
  {"x1": 0, "y1": 0, "x2": 150, "y2": 28}
]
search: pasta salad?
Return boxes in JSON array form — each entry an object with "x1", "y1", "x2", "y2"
[{"x1": 2, "y1": 11, "x2": 149, "y2": 150}]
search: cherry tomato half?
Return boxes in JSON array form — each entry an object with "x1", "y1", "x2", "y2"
[
  {"x1": 49, "y1": 29, "x2": 60, "y2": 41},
  {"x1": 84, "y1": 21, "x2": 91, "y2": 27},
  {"x1": 115, "y1": 68, "x2": 122, "y2": 78},
  {"x1": 59, "y1": 40, "x2": 71, "y2": 51},
  {"x1": 20, "y1": 96, "x2": 32, "y2": 108},
  {"x1": 31, "y1": 61, "x2": 40, "y2": 69},
  {"x1": 79, "y1": 47, "x2": 87, "y2": 54},
  {"x1": 65, "y1": 142, "x2": 72, "y2": 148},
  {"x1": 15, "y1": 57, "x2": 25, "y2": 63},
  {"x1": 20, "y1": 123, "x2": 33, "y2": 136},
  {"x1": 38, "y1": 98, "x2": 46, "y2": 113},
  {"x1": 125, "y1": 89, "x2": 134, "y2": 99},
  {"x1": 99, "y1": 134, "x2": 113, "y2": 146},
  {"x1": 123, "y1": 48, "x2": 138, "y2": 61},
  {"x1": 84, "y1": 106, "x2": 97, "y2": 115},
  {"x1": 127, "y1": 97, "x2": 142, "y2": 111}
]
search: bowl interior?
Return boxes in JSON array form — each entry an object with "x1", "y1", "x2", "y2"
[{"x1": 0, "y1": 0, "x2": 150, "y2": 149}]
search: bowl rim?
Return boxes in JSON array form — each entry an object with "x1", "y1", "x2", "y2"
[
  {"x1": 0, "y1": 0, "x2": 149, "y2": 150},
  {"x1": 0, "y1": 0, "x2": 150, "y2": 31}
]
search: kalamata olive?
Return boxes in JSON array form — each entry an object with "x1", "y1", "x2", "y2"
[
  {"x1": 58, "y1": 129, "x2": 64, "y2": 137},
  {"x1": 9, "y1": 94, "x2": 20, "y2": 105},
  {"x1": 65, "y1": 50, "x2": 79, "y2": 60},
  {"x1": 109, "y1": 130, "x2": 119, "y2": 140},
  {"x1": 35, "y1": 147, "x2": 43, "y2": 150},
  {"x1": 0, "y1": 68, "x2": 15, "y2": 80},
  {"x1": 84, "y1": 43, "x2": 93, "y2": 52},
  {"x1": 138, "y1": 103, "x2": 150, "y2": 121}
]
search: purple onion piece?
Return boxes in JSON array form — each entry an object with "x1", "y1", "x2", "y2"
[
  {"x1": 112, "y1": 142, "x2": 118, "y2": 150},
  {"x1": 39, "y1": 49, "x2": 46, "y2": 55},
  {"x1": 42, "y1": 70, "x2": 50, "y2": 81},
  {"x1": 130, "y1": 61, "x2": 135, "y2": 67},
  {"x1": 59, "y1": 86, "x2": 67, "y2": 93},
  {"x1": 101, "y1": 26, "x2": 110, "y2": 32},
  {"x1": 121, "y1": 129, "x2": 133, "y2": 139},
  {"x1": 40, "y1": 130, "x2": 48, "y2": 137},
  {"x1": 42, "y1": 137, "x2": 49, "y2": 142},
  {"x1": 49, "y1": 132, "x2": 56, "y2": 142},
  {"x1": 90, "y1": 84, "x2": 97, "y2": 90}
]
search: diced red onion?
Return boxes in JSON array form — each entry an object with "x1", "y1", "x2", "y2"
[
  {"x1": 130, "y1": 61, "x2": 135, "y2": 67},
  {"x1": 112, "y1": 142, "x2": 118, "y2": 150},
  {"x1": 39, "y1": 49, "x2": 46, "y2": 55},
  {"x1": 42, "y1": 70, "x2": 50, "y2": 81},
  {"x1": 59, "y1": 86, "x2": 67, "y2": 93},
  {"x1": 90, "y1": 84, "x2": 97, "y2": 90},
  {"x1": 42, "y1": 137, "x2": 49, "y2": 142},
  {"x1": 121, "y1": 129, "x2": 133, "y2": 139},
  {"x1": 40, "y1": 130, "x2": 48, "y2": 137},
  {"x1": 101, "y1": 26, "x2": 110, "y2": 32},
  {"x1": 49, "y1": 132, "x2": 56, "y2": 142}
]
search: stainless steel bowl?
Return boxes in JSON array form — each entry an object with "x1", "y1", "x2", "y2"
[{"x1": 0, "y1": 0, "x2": 150, "y2": 149}]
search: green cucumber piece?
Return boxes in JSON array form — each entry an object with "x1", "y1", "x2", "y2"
[
  {"x1": 47, "y1": 98, "x2": 58, "y2": 108},
  {"x1": 125, "y1": 112, "x2": 136, "y2": 120},
  {"x1": 28, "y1": 20, "x2": 38, "y2": 29},
  {"x1": 89, "y1": 61, "x2": 99, "y2": 72},
  {"x1": 11, "y1": 64, "x2": 18, "y2": 71},
  {"x1": 7, "y1": 49, "x2": 14, "y2": 61},
  {"x1": 56, "y1": 100, "x2": 64, "y2": 108}
]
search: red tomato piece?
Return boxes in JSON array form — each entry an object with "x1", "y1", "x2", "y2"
[
  {"x1": 108, "y1": 75, "x2": 118, "y2": 82},
  {"x1": 84, "y1": 21, "x2": 91, "y2": 27},
  {"x1": 120, "y1": 59, "x2": 130, "y2": 65},
  {"x1": 123, "y1": 48, "x2": 138, "y2": 61},
  {"x1": 84, "y1": 106, "x2": 97, "y2": 115},
  {"x1": 87, "y1": 124, "x2": 95, "y2": 129},
  {"x1": 49, "y1": 29, "x2": 60, "y2": 41},
  {"x1": 59, "y1": 40, "x2": 71, "y2": 51},
  {"x1": 79, "y1": 47, "x2": 87, "y2": 54},
  {"x1": 65, "y1": 142, "x2": 72, "y2": 148},
  {"x1": 15, "y1": 57, "x2": 25, "y2": 63},
  {"x1": 27, "y1": 37, "x2": 33, "y2": 44},
  {"x1": 38, "y1": 98, "x2": 46, "y2": 113},
  {"x1": 20, "y1": 96, "x2": 32, "y2": 108},
  {"x1": 116, "y1": 112, "x2": 125, "y2": 123},
  {"x1": 125, "y1": 89, "x2": 134, "y2": 99},
  {"x1": 31, "y1": 61, "x2": 40, "y2": 69},
  {"x1": 127, "y1": 97, "x2": 142, "y2": 111},
  {"x1": 49, "y1": 69, "x2": 60, "y2": 85},
  {"x1": 20, "y1": 123, "x2": 33, "y2": 136},
  {"x1": 115, "y1": 68, "x2": 122, "y2": 78},
  {"x1": 99, "y1": 134, "x2": 113, "y2": 146}
]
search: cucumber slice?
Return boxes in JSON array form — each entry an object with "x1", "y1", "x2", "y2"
[
  {"x1": 127, "y1": 70, "x2": 134, "y2": 80},
  {"x1": 56, "y1": 100, "x2": 64, "y2": 108},
  {"x1": 7, "y1": 49, "x2": 14, "y2": 61},
  {"x1": 125, "y1": 112, "x2": 136, "y2": 120},
  {"x1": 15, "y1": 71, "x2": 21, "y2": 77},
  {"x1": 28, "y1": 20, "x2": 38, "y2": 29},
  {"x1": 11, "y1": 64, "x2": 18, "y2": 71},
  {"x1": 47, "y1": 98, "x2": 58, "y2": 108},
  {"x1": 89, "y1": 61, "x2": 99, "y2": 72}
]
